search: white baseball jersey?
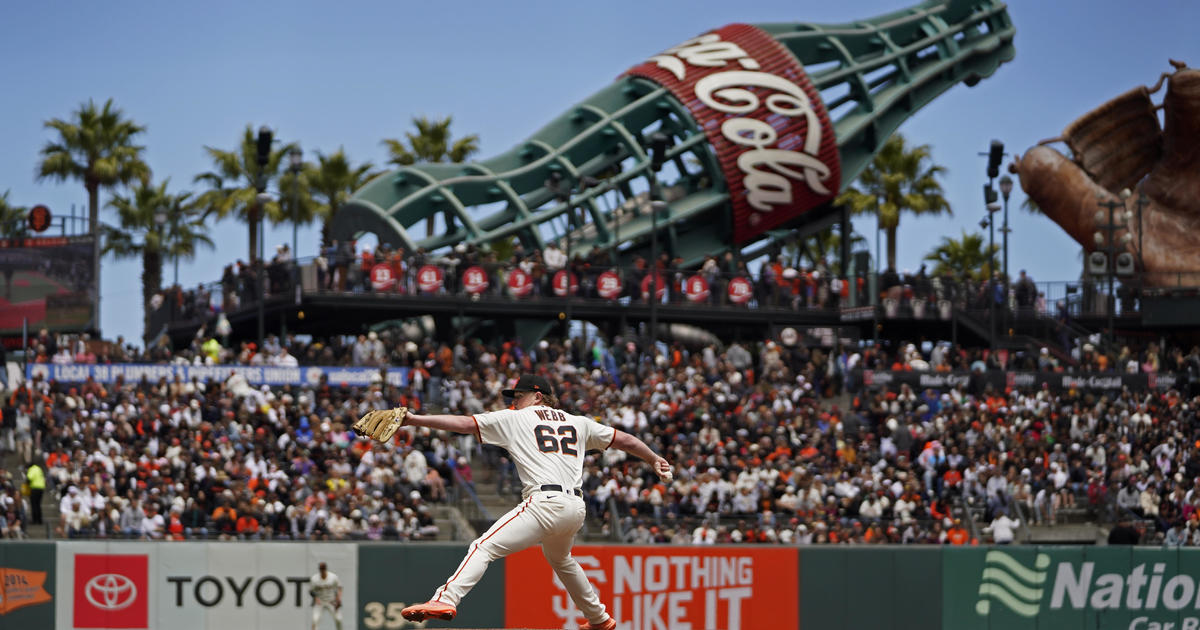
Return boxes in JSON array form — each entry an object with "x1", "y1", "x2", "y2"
[
  {"x1": 473, "y1": 405, "x2": 615, "y2": 494},
  {"x1": 309, "y1": 571, "x2": 341, "y2": 603}
]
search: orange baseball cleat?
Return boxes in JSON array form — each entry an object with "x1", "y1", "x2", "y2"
[
  {"x1": 401, "y1": 600, "x2": 457, "y2": 622},
  {"x1": 579, "y1": 616, "x2": 617, "y2": 630}
]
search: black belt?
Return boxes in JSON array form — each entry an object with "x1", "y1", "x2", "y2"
[{"x1": 539, "y1": 484, "x2": 582, "y2": 497}]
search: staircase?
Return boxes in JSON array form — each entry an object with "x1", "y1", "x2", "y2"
[{"x1": 0, "y1": 449, "x2": 57, "y2": 539}]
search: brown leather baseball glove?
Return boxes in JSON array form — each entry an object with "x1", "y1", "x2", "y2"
[
  {"x1": 1011, "y1": 60, "x2": 1200, "y2": 287},
  {"x1": 352, "y1": 407, "x2": 408, "y2": 442}
]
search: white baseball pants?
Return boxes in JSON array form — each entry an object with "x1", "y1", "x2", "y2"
[
  {"x1": 312, "y1": 601, "x2": 342, "y2": 630},
  {"x1": 430, "y1": 491, "x2": 608, "y2": 624}
]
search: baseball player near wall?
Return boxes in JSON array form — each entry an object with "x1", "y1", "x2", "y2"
[
  {"x1": 352, "y1": 373, "x2": 672, "y2": 630},
  {"x1": 310, "y1": 561, "x2": 344, "y2": 630}
]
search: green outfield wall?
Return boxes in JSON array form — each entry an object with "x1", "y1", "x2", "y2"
[{"x1": 5, "y1": 542, "x2": 1198, "y2": 630}]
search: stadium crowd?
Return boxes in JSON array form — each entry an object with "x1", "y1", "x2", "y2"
[{"x1": 4, "y1": 328, "x2": 1200, "y2": 547}]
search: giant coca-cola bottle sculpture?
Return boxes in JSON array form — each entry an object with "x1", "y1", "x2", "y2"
[{"x1": 334, "y1": 0, "x2": 1014, "y2": 262}]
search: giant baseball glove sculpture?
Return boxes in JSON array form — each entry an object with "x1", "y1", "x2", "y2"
[
  {"x1": 1011, "y1": 60, "x2": 1200, "y2": 286},
  {"x1": 352, "y1": 407, "x2": 408, "y2": 442}
]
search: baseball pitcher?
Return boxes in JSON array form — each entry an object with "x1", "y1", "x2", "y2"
[
  {"x1": 309, "y1": 562, "x2": 343, "y2": 630},
  {"x1": 353, "y1": 373, "x2": 672, "y2": 630}
]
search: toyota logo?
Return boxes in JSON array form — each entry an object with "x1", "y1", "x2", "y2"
[{"x1": 85, "y1": 573, "x2": 137, "y2": 610}]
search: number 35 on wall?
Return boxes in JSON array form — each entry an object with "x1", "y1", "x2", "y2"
[{"x1": 362, "y1": 601, "x2": 427, "y2": 629}]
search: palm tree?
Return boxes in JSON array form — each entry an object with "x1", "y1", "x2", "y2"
[
  {"x1": 37, "y1": 99, "x2": 150, "y2": 237},
  {"x1": 0, "y1": 191, "x2": 26, "y2": 239},
  {"x1": 0, "y1": 191, "x2": 28, "y2": 300},
  {"x1": 922, "y1": 231, "x2": 998, "y2": 281},
  {"x1": 193, "y1": 126, "x2": 297, "y2": 262},
  {"x1": 304, "y1": 149, "x2": 375, "y2": 248},
  {"x1": 835, "y1": 134, "x2": 950, "y2": 271},
  {"x1": 381, "y1": 116, "x2": 480, "y2": 237},
  {"x1": 105, "y1": 180, "x2": 213, "y2": 339}
]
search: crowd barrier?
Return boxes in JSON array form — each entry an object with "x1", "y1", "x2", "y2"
[
  {"x1": 5, "y1": 542, "x2": 1198, "y2": 629},
  {"x1": 24, "y1": 363, "x2": 410, "y2": 388}
]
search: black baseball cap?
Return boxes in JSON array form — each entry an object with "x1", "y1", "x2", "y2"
[{"x1": 502, "y1": 374, "x2": 554, "y2": 398}]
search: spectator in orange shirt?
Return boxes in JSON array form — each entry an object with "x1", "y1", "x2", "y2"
[
  {"x1": 212, "y1": 500, "x2": 237, "y2": 541},
  {"x1": 946, "y1": 519, "x2": 970, "y2": 545},
  {"x1": 236, "y1": 504, "x2": 261, "y2": 540}
]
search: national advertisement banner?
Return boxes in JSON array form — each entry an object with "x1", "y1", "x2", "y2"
[
  {"x1": 55, "y1": 541, "x2": 357, "y2": 630},
  {"x1": 27, "y1": 363, "x2": 409, "y2": 388},
  {"x1": 504, "y1": 545, "x2": 798, "y2": 630},
  {"x1": 0, "y1": 542, "x2": 56, "y2": 628},
  {"x1": 944, "y1": 547, "x2": 1200, "y2": 630}
]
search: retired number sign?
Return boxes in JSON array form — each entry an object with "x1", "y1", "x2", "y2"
[
  {"x1": 417, "y1": 265, "x2": 443, "y2": 293},
  {"x1": 369, "y1": 264, "x2": 395, "y2": 291},
  {"x1": 462, "y1": 265, "x2": 489, "y2": 294},
  {"x1": 507, "y1": 268, "x2": 532, "y2": 297},
  {"x1": 684, "y1": 275, "x2": 710, "y2": 302},
  {"x1": 552, "y1": 270, "x2": 578, "y2": 297},
  {"x1": 728, "y1": 276, "x2": 753, "y2": 304},
  {"x1": 597, "y1": 270, "x2": 622, "y2": 299}
]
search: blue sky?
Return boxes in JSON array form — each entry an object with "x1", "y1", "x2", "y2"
[{"x1": 1, "y1": 1, "x2": 1197, "y2": 345}]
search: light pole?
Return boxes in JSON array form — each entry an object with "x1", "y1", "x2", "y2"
[
  {"x1": 154, "y1": 206, "x2": 168, "y2": 325},
  {"x1": 983, "y1": 184, "x2": 1001, "y2": 354},
  {"x1": 647, "y1": 132, "x2": 672, "y2": 345},
  {"x1": 289, "y1": 146, "x2": 303, "y2": 258},
  {"x1": 999, "y1": 174, "x2": 1013, "y2": 334},
  {"x1": 545, "y1": 171, "x2": 573, "y2": 339},
  {"x1": 998, "y1": 175, "x2": 1013, "y2": 291},
  {"x1": 255, "y1": 125, "x2": 273, "y2": 348}
]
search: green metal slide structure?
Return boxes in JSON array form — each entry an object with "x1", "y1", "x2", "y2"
[{"x1": 333, "y1": 0, "x2": 1015, "y2": 265}]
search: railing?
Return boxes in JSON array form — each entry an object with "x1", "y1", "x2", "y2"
[
  {"x1": 449, "y1": 467, "x2": 490, "y2": 525},
  {"x1": 149, "y1": 253, "x2": 1200, "y2": 339}
]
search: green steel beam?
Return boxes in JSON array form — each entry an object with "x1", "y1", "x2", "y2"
[{"x1": 334, "y1": 0, "x2": 1015, "y2": 265}]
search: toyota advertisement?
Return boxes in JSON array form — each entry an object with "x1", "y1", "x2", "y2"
[{"x1": 55, "y1": 542, "x2": 357, "y2": 630}]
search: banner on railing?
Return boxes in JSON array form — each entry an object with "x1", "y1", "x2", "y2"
[
  {"x1": 26, "y1": 363, "x2": 410, "y2": 388},
  {"x1": 856, "y1": 369, "x2": 1187, "y2": 393}
]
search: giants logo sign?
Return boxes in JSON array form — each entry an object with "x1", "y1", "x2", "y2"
[
  {"x1": 505, "y1": 545, "x2": 797, "y2": 630},
  {"x1": 625, "y1": 25, "x2": 840, "y2": 244},
  {"x1": 73, "y1": 554, "x2": 148, "y2": 629}
]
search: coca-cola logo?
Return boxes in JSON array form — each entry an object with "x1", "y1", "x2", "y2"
[
  {"x1": 85, "y1": 574, "x2": 137, "y2": 611},
  {"x1": 626, "y1": 25, "x2": 840, "y2": 243}
]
